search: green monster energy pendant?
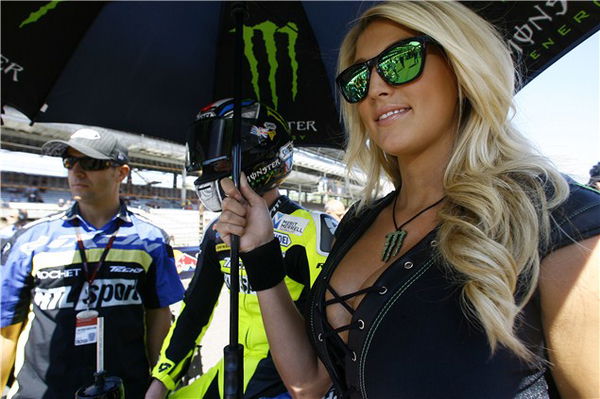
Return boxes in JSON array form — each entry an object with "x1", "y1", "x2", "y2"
[{"x1": 381, "y1": 229, "x2": 407, "y2": 262}]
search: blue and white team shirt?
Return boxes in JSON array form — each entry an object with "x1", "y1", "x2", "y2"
[{"x1": 0, "y1": 201, "x2": 185, "y2": 399}]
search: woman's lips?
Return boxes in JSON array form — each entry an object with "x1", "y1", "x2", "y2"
[{"x1": 376, "y1": 107, "x2": 412, "y2": 124}]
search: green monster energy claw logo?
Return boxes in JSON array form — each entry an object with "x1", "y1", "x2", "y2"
[
  {"x1": 239, "y1": 21, "x2": 299, "y2": 109},
  {"x1": 19, "y1": 0, "x2": 62, "y2": 28}
]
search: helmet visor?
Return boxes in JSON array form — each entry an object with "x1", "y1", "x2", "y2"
[{"x1": 186, "y1": 118, "x2": 259, "y2": 175}]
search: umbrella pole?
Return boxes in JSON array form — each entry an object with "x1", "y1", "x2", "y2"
[{"x1": 224, "y1": 2, "x2": 245, "y2": 399}]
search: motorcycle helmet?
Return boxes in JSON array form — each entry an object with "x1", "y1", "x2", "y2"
[{"x1": 187, "y1": 98, "x2": 293, "y2": 212}]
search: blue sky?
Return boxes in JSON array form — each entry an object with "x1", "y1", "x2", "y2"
[{"x1": 513, "y1": 31, "x2": 599, "y2": 184}]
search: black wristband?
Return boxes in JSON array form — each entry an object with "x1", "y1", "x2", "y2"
[{"x1": 240, "y1": 238, "x2": 285, "y2": 291}]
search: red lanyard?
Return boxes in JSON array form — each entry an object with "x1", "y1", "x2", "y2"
[{"x1": 75, "y1": 218, "x2": 122, "y2": 285}]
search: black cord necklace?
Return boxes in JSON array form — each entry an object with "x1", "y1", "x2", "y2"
[{"x1": 381, "y1": 193, "x2": 446, "y2": 262}]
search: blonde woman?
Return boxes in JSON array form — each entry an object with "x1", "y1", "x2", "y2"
[{"x1": 215, "y1": 2, "x2": 600, "y2": 398}]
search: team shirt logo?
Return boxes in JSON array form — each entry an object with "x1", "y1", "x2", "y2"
[
  {"x1": 273, "y1": 213, "x2": 309, "y2": 236},
  {"x1": 274, "y1": 232, "x2": 291, "y2": 247},
  {"x1": 33, "y1": 279, "x2": 142, "y2": 311}
]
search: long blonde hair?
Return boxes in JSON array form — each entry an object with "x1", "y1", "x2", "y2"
[{"x1": 339, "y1": 1, "x2": 569, "y2": 361}]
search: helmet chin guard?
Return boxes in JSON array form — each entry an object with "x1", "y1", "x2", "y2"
[
  {"x1": 195, "y1": 180, "x2": 226, "y2": 212},
  {"x1": 187, "y1": 98, "x2": 294, "y2": 211}
]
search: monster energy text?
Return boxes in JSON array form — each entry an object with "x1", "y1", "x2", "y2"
[{"x1": 247, "y1": 158, "x2": 282, "y2": 184}]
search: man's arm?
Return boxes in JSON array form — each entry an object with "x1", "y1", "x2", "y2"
[
  {"x1": 145, "y1": 378, "x2": 168, "y2": 399},
  {"x1": 1, "y1": 229, "x2": 36, "y2": 390},
  {"x1": 145, "y1": 307, "x2": 172, "y2": 368},
  {"x1": 147, "y1": 225, "x2": 224, "y2": 397},
  {"x1": 1, "y1": 322, "x2": 23, "y2": 389}
]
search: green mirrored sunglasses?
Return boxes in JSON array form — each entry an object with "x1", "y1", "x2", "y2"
[{"x1": 336, "y1": 35, "x2": 436, "y2": 103}]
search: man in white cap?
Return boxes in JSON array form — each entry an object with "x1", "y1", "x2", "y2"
[{"x1": 0, "y1": 128, "x2": 184, "y2": 398}]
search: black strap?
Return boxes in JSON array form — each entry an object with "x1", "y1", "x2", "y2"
[
  {"x1": 239, "y1": 237, "x2": 285, "y2": 291},
  {"x1": 75, "y1": 218, "x2": 123, "y2": 285}
]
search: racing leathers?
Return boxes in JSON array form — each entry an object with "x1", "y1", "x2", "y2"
[{"x1": 152, "y1": 195, "x2": 338, "y2": 398}]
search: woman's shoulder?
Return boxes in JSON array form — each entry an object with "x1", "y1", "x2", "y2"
[{"x1": 544, "y1": 180, "x2": 600, "y2": 256}]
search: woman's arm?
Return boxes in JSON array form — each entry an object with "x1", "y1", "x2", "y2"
[
  {"x1": 257, "y1": 281, "x2": 332, "y2": 398},
  {"x1": 539, "y1": 235, "x2": 599, "y2": 398},
  {"x1": 216, "y1": 175, "x2": 332, "y2": 398}
]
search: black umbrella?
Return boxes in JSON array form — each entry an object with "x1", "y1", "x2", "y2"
[
  {"x1": 1, "y1": 1, "x2": 352, "y2": 149},
  {"x1": 2, "y1": 2, "x2": 599, "y2": 398},
  {"x1": 3, "y1": 1, "x2": 598, "y2": 145}
]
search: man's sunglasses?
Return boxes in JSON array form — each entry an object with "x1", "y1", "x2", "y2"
[
  {"x1": 62, "y1": 156, "x2": 119, "y2": 171},
  {"x1": 336, "y1": 35, "x2": 436, "y2": 103}
]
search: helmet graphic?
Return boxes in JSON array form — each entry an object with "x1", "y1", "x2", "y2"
[{"x1": 187, "y1": 98, "x2": 294, "y2": 211}]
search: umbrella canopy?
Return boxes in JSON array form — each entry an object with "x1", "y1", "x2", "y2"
[
  {"x1": 2, "y1": 1, "x2": 358, "y2": 149},
  {"x1": 2, "y1": 1, "x2": 598, "y2": 147}
]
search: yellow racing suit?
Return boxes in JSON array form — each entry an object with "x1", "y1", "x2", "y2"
[{"x1": 152, "y1": 195, "x2": 338, "y2": 398}]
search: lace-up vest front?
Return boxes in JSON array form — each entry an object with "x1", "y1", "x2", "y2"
[{"x1": 306, "y1": 183, "x2": 600, "y2": 399}]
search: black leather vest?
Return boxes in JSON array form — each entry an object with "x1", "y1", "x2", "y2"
[{"x1": 307, "y1": 181, "x2": 600, "y2": 398}]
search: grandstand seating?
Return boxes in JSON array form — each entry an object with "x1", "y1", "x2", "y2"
[
  {"x1": 139, "y1": 208, "x2": 201, "y2": 247},
  {"x1": 1, "y1": 200, "x2": 203, "y2": 247}
]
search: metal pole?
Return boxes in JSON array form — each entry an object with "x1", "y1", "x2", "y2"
[
  {"x1": 224, "y1": 2, "x2": 245, "y2": 399},
  {"x1": 180, "y1": 164, "x2": 187, "y2": 207},
  {"x1": 96, "y1": 317, "x2": 104, "y2": 373}
]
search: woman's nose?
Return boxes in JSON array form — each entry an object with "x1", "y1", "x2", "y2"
[{"x1": 366, "y1": 68, "x2": 392, "y2": 100}]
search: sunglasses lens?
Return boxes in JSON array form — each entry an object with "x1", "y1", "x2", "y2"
[
  {"x1": 339, "y1": 64, "x2": 370, "y2": 103},
  {"x1": 379, "y1": 40, "x2": 424, "y2": 85},
  {"x1": 63, "y1": 157, "x2": 110, "y2": 171},
  {"x1": 80, "y1": 158, "x2": 106, "y2": 170}
]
